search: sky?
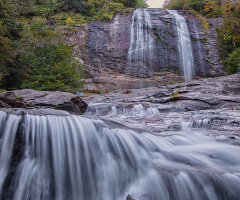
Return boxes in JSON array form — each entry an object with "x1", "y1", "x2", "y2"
[{"x1": 147, "y1": 0, "x2": 164, "y2": 8}]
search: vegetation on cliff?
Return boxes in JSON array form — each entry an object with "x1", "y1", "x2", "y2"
[
  {"x1": 164, "y1": 0, "x2": 240, "y2": 74},
  {"x1": 0, "y1": 0, "x2": 147, "y2": 92}
]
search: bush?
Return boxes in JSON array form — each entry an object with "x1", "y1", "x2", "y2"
[
  {"x1": 203, "y1": 1, "x2": 221, "y2": 17},
  {"x1": 167, "y1": 0, "x2": 185, "y2": 10},
  {"x1": 19, "y1": 17, "x2": 85, "y2": 93},
  {"x1": 226, "y1": 48, "x2": 240, "y2": 74}
]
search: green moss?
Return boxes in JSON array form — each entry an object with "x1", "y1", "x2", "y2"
[
  {"x1": 146, "y1": 99, "x2": 153, "y2": 102},
  {"x1": 170, "y1": 80, "x2": 184, "y2": 84},
  {"x1": 169, "y1": 86, "x2": 182, "y2": 101}
]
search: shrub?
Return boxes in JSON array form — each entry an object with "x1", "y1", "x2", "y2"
[
  {"x1": 20, "y1": 17, "x2": 85, "y2": 93},
  {"x1": 226, "y1": 48, "x2": 240, "y2": 74}
]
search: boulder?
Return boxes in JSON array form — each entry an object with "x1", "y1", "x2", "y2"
[
  {"x1": 126, "y1": 194, "x2": 137, "y2": 200},
  {"x1": 0, "y1": 89, "x2": 88, "y2": 115}
]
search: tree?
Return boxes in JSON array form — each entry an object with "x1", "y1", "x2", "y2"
[
  {"x1": 216, "y1": 0, "x2": 240, "y2": 74},
  {"x1": 226, "y1": 48, "x2": 240, "y2": 74},
  {"x1": 203, "y1": 1, "x2": 220, "y2": 17},
  {"x1": 20, "y1": 17, "x2": 85, "y2": 92},
  {"x1": 0, "y1": 0, "x2": 23, "y2": 89},
  {"x1": 188, "y1": 0, "x2": 207, "y2": 12}
]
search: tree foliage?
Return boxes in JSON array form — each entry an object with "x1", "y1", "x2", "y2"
[
  {"x1": 19, "y1": 17, "x2": 85, "y2": 92},
  {"x1": 203, "y1": 1, "x2": 220, "y2": 17},
  {"x1": 164, "y1": 0, "x2": 221, "y2": 15},
  {"x1": 0, "y1": 0, "x2": 23, "y2": 89},
  {"x1": 226, "y1": 48, "x2": 240, "y2": 74},
  {"x1": 217, "y1": 0, "x2": 240, "y2": 74},
  {"x1": 0, "y1": 0, "x2": 148, "y2": 92}
]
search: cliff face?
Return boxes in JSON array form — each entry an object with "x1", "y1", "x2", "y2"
[
  {"x1": 86, "y1": 13, "x2": 132, "y2": 76},
  {"x1": 70, "y1": 9, "x2": 222, "y2": 79}
]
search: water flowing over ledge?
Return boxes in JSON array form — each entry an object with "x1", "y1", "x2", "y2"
[
  {"x1": 127, "y1": 9, "x2": 154, "y2": 77},
  {"x1": 1, "y1": 110, "x2": 240, "y2": 200},
  {"x1": 167, "y1": 10, "x2": 194, "y2": 82}
]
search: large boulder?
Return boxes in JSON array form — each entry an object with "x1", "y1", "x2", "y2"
[{"x1": 0, "y1": 89, "x2": 88, "y2": 115}]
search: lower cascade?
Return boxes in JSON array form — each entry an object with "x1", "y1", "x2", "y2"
[
  {"x1": 168, "y1": 10, "x2": 194, "y2": 82},
  {"x1": 1, "y1": 110, "x2": 240, "y2": 200}
]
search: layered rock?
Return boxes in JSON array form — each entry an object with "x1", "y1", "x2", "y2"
[
  {"x1": 69, "y1": 9, "x2": 221, "y2": 79},
  {"x1": 205, "y1": 18, "x2": 224, "y2": 76},
  {"x1": 83, "y1": 73, "x2": 240, "y2": 144},
  {"x1": 0, "y1": 89, "x2": 88, "y2": 115}
]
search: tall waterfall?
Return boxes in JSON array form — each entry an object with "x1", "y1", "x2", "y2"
[
  {"x1": 127, "y1": 9, "x2": 154, "y2": 77},
  {"x1": 1, "y1": 110, "x2": 240, "y2": 200},
  {"x1": 168, "y1": 10, "x2": 194, "y2": 82}
]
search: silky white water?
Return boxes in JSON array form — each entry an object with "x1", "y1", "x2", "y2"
[
  {"x1": 127, "y1": 9, "x2": 154, "y2": 74},
  {"x1": 168, "y1": 10, "x2": 194, "y2": 82},
  {"x1": 1, "y1": 110, "x2": 240, "y2": 200}
]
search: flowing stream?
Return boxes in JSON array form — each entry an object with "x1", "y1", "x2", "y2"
[
  {"x1": 127, "y1": 9, "x2": 154, "y2": 77},
  {"x1": 168, "y1": 10, "x2": 194, "y2": 82},
  {"x1": 1, "y1": 110, "x2": 240, "y2": 200}
]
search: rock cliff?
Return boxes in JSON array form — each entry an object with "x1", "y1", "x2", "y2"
[{"x1": 68, "y1": 9, "x2": 222, "y2": 80}]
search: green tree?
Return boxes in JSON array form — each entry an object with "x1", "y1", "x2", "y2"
[
  {"x1": 0, "y1": 0, "x2": 23, "y2": 89},
  {"x1": 165, "y1": 0, "x2": 186, "y2": 10},
  {"x1": 0, "y1": 20, "x2": 13, "y2": 72},
  {"x1": 203, "y1": 1, "x2": 220, "y2": 17},
  {"x1": 19, "y1": 17, "x2": 85, "y2": 92},
  {"x1": 226, "y1": 48, "x2": 240, "y2": 74},
  {"x1": 188, "y1": 0, "x2": 207, "y2": 12},
  {"x1": 216, "y1": 0, "x2": 240, "y2": 74}
]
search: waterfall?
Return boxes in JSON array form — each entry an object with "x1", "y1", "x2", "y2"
[
  {"x1": 1, "y1": 110, "x2": 240, "y2": 200},
  {"x1": 168, "y1": 10, "x2": 194, "y2": 82},
  {"x1": 0, "y1": 113, "x2": 21, "y2": 197},
  {"x1": 127, "y1": 9, "x2": 154, "y2": 77}
]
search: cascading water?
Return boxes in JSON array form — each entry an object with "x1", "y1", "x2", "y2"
[
  {"x1": 1, "y1": 110, "x2": 240, "y2": 200},
  {"x1": 168, "y1": 10, "x2": 194, "y2": 82},
  {"x1": 127, "y1": 9, "x2": 154, "y2": 77}
]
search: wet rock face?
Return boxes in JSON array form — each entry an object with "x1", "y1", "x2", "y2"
[
  {"x1": 74, "y1": 9, "x2": 219, "y2": 78},
  {"x1": 148, "y1": 9, "x2": 179, "y2": 73},
  {"x1": 85, "y1": 13, "x2": 131, "y2": 76},
  {"x1": 186, "y1": 17, "x2": 210, "y2": 77},
  {"x1": 83, "y1": 73, "x2": 240, "y2": 144},
  {"x1": 0, "y1": 89, "x2": 88, "y2": 115},
  {"x1": 205, "y1": 18, "x2": 224, "y2": 76}
]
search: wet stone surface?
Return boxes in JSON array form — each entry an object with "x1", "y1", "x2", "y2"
[{"x1": 83, "y1": 73, "x2": 240, "y2": 145}]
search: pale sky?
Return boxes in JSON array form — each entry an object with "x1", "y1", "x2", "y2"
[{"x1": 147, "y1": 0, "x2": 164, "y2": 8}]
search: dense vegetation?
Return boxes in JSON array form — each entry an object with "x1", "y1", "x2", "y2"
[
  {"x1": 0, "y1": 0, "x2": 147, "y2": 92},
  {"x1": 164, "y1": 0, "x2": 240, "y2": 74}
]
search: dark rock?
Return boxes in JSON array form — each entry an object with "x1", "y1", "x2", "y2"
[
  {"x1": 126, "y1": 194, "x2": 137, "y2": 200},
  {"x1": 205, "y1": 18, "x2": 224, "y2": 76},
  {"x1": 0, "y1": 89, "x2": 88, "y2": 115},
  {"x1": 0, "y1": 100, "x2": 11, "y2": 108},
  {"x1": 69, "y1": 9, "x2": 219, "y2": 79},
  {"x1": 186, "y1": 18, "x2": 210, "y2": 77}
]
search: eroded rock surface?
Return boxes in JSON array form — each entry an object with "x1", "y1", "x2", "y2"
[
  {"x1": 83, "y1": 73, "x2": 240, "y2": 144},
  {"x1": 69, "y1": 9, "x2": 216, "y2": 79},
  {"x1": 0, "y1": 89, "x2": 88, "y2": 115}
]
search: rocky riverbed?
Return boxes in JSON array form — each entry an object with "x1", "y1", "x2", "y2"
[
  {"x1": 83, "y1": 73, "x2": 240, "y2": 145},
  {"x1": 0, "y1": 73, "x2": 239, "y2": 145}
]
